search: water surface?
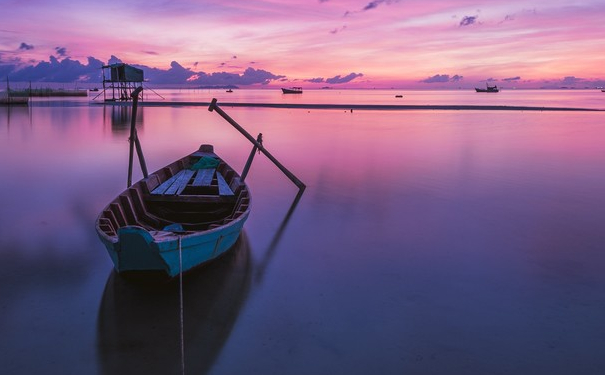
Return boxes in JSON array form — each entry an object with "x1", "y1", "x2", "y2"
[{"x1": 1, "y1": 90, "x2": 604, "y2": 374}]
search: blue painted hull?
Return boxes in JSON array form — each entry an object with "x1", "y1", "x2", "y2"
[
  {"x1": 99, "y1": 211, "x2": 249, "y2": 277},
  {"x1": 96, "y1": 144, "x2": 251, "y2": 277}
]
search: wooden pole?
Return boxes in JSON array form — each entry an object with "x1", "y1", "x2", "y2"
[
  {"x1": 240, "y1": 133, "x2": 261, "y2": 182},
  {"x1": 127, "y1": 86, "x2": 146, "y2": 187},
  {"x1": 208, "y1": 98, "x2": 305, "y2": 191}
]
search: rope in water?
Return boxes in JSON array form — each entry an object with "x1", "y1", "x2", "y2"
[{"x1": 178, "y1": 236, "x2": 185, "y2": 375}]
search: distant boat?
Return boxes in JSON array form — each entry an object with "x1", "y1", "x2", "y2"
[
  {"x1": 475, "y1": 84, "x2": 499, "y2": 93},
  {"x1": 281, "y1": 87, "x2": 303, "y2": 94},
  {"x1": 226, "y1": 89, "x2": 233, "y2": 93},
  {"x1": 395, "y1": 94, "x2": 403, "y2": 98},
  {"x1": 90, "y1": 88, "x2": 99, "y2": 92}
]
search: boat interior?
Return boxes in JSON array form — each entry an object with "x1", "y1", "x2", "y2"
[{"x1": 97, "y1": 154, "x2": 250, "y2": 237}]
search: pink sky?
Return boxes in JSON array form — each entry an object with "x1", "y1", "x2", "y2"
[{"x1": 1, "y1": 0, "x2": 605, "y2": 88}]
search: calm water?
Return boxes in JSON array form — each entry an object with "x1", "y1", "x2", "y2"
[{"x1": 1, "y1": 90, "x2": 604, "y2": 374}]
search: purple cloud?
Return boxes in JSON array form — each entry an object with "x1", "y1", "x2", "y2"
[
  {"x1": 330, "y1": 25, "x2": 347, "y2": 34},
  {"x1": 459, "y1": 15, "x2": 477, "y2": 26},
  {"x1": 55, "y1": 47, "x2": 67, "y2": 57},
  {"x1": 503, "y1": 76, "x2": 521, "y2": 81},
  {"x1": 19, "y1": 42, "x2": 34, "y2": 50},
  {"x1": 420, "y1": 74, "x2": 463, "y2": 83},
  {"x1": 363, "y1": 0, "x2": 398, "y2": 11},
  {"x1": 325, "y1": 72, "x2": 363, "y2": 84},
  {"x1": 307, "y1": 77, "x2": 325, "y2": 83},
  {"x1": 345, "y1": 0, "x2": 399, "y2": 16},
  {"x1": 561, "y1": 76, "x2": 584, "y2": 85},
  {"x1": 6, "y1": 56, "x2": 103, "y2": 82}
]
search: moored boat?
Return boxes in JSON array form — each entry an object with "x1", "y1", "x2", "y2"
[
  {"x1": 475, "y1": 84, "x2": 499, "y2": 93},
  {"x1": 281, "y1": 87, "x2": 303, "y2": 94},
  {"x1": 95, "y1": 144, "x2": 251, "y2": 277}
]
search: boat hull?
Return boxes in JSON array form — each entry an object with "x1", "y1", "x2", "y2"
[
  {"x1": 96, "y1": 144, "x2": 251, "y2": 277},
  {"x1": 99, "y1": 212, "x2": 248, "y2": 277},
  {"x1": 281, "y1": 87, "x2": 302, "y2": 94}
]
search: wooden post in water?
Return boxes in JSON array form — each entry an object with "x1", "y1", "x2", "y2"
[
  {"x1": 208, "y1": 98, "x2": 306, "y2": 191},
  {"x1": 127, "y1": 86, "x2": 148, "y2": 187},
  {"x1": 240, "y1": 133, "x2": 262, "y2": 182}
]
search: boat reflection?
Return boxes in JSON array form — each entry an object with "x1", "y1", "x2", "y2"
[
  {"x1": 96, "y1": 183, "x2": 304, "y2": 374},
  {"x1": 96, "y1": 231, "x2": 252, "y2": 375}
]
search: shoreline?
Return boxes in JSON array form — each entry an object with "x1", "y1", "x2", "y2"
[{"x1": 91, "y1": 101, "x2": 603, "y2": 111}]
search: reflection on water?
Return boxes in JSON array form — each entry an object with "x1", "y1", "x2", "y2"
[
  {"x1": 103, "y1": 105, "x2": 145, "y2": 134},
  {"x1": 97, "y1": 232, "x2": 252, "y2": 375},
  {"x1": 0, "y1": 105, "x2": 32, "y2": 132}
]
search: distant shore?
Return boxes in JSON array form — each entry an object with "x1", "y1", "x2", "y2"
[{"x1": 93, "y1": 101, "x2": 603, "y2": 111}]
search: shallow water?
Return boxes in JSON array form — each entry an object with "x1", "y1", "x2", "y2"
[{"x1": 1, "y1": 90, "x2": 605, "y2": 374}]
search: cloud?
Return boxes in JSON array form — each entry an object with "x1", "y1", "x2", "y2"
[
  {"x1": 503, "y1": 76, "x2": 521, "y2": 81},
  {"x1": 143, "y1": 51, "x2": 159, "y2": 55},
  {"x1": 19, "y1": 42, "x2": 34, "y2": 51},
  {"x1": 420, "y1": 74, "x2": 464, "y2": 83},
  {"x1": 560, "y1": 76, "x2": 584, "y2": 85},
  {"x1": 307, "y1": 77, "x2": 325, "y2": 83},
  {"x1": 5, "y1": 55, "x2": 104, "y2": 82},
  {"x1": 108, "y1": 55, "x2": 122, "y2": 65},
  {"x1": 325, "y1": 72, "x2": 363, "y2": 84},
  {"x1": 185, "y1": 67, "x2": 284, "y2": 86},
  {"x1": 345, "y1": 0, "x2": 399, "y2": 16},
  {"x1": 330, "y1": 25, "x2": 347, "y2": 34},
  {"x1": 363, "y1": 0, "x2": 398, "y2": 11},
  {"x1": 138, "y1": 60, "x2": 193, "y2": 84},
  {"x1": 459, "y1": 15, "x2": 478, "y2": 26},
  {"x1": 0, "y1": 54, "x2": 332, "y2": 87},
  {"x1": 54, "y1": 47, "x2": 67, "y2": 57}
]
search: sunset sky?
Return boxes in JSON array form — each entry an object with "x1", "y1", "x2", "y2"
[{"x1": 1, "y1": 0, "x2": 604, "y2": 88}]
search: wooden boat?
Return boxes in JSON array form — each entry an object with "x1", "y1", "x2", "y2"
[
  {"x1": 281, "y1": 87, "x2": 303, "y2": 94},
  {"x1": 475, "y1": 84, "x2": 499, "y2": 93},
  {"x1": 95, "y1": 144, "x2": 251, "y2": 277}
]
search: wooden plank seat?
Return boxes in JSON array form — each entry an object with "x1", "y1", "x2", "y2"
[
  {"x1": 216, "y1": 172, "x2": 234, "y2": 196},
  {"x1": 192, "y1": 168, "x2": 215, "y2": 186},
  {"x1": 151, "y1": 169, "x2": 195, "y2": 195},
  {"x1": 150, "y1": 167, "x2": 234, "y2": 198}
]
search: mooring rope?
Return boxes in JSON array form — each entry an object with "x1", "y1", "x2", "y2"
[{"x1": 178, "y1": 236, "x2": 185, "y2": 375}]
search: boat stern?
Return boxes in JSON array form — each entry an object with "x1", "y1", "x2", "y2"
[{"x1": 114, "y1": 226, "x2": 167, "y2": 272}]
